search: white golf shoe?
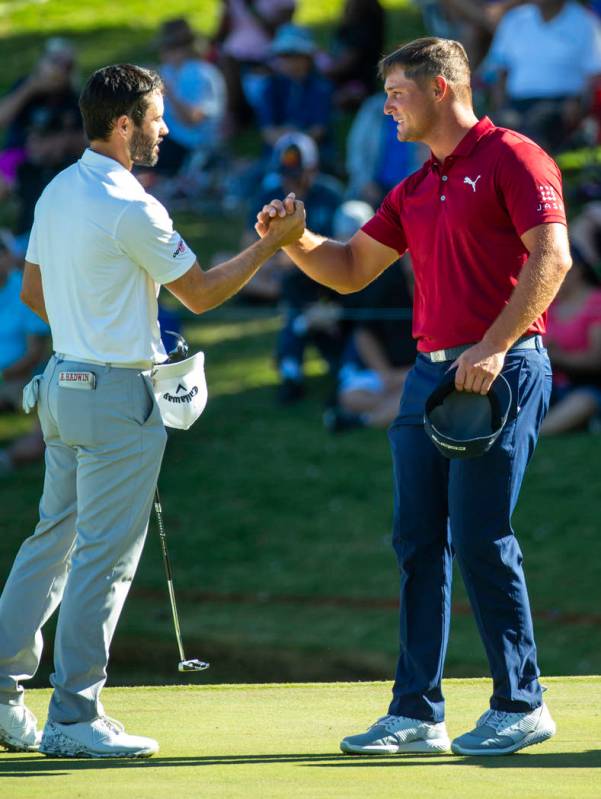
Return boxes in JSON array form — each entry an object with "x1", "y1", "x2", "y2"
[
  {"x1": 40, "y1": 715, "x2": 159, "y2": 758},
  {"x1": 451, "y1": 702, "x2": 556, "y2": 755},
  {"x1": 0, "y1": 703, "x2": 42, "y2": 751},
  {"x1": 340, "y1": 714, "x2": 451, "y2": 754}
]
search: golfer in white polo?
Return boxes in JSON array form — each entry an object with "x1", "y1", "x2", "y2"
[{"x1": 0, "y1": 64, "x2": 304, "y2": 758}]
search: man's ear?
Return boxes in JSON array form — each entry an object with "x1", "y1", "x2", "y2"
[
  {"x1": 432, "y1": 76, "x2": 448, "y2": 101},
  {"x1": 115, "y1": 114, "x2": 130, "y2": 139}
]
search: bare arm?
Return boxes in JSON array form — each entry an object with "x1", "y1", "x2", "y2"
[
  {"x1": 165, "y1": 206, "x2": 305, "y2": 314},
  {"x1": 454, "y1": 222, "x2": 572, "y2": 393},
  {"x1": 21, "y1": 261, "x2": 49, "y2": 323},
  {"x1": 256, "y1": 195, "x2": 399, "y2": 293}
]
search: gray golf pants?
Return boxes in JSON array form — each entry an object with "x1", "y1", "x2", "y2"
[{"x1": 0, "y1": 354, "x2": 166, "y2": 723}]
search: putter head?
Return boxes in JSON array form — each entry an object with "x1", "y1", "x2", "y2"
[
  {"x1": 165, "y1": 331, "x2": 190, "y2": 363},
  {"x1": 178, "y1": 658, "x2": 210, "y2": 672}
]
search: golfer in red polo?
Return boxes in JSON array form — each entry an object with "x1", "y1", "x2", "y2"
[{"x1": 256, "y1": 37, "x2": 571, "y2": 756}]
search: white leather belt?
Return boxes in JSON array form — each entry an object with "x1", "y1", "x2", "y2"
[
  {"x1": 422, "y1": 335, "x2": 541, "y2": 363},
  {"x1": 56, "y1": 353, "x2": 154, "y2": 370}
]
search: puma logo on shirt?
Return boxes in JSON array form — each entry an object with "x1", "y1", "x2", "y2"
[{"x1": 463, "y1": 175, "x2": 481, "y2": 192}]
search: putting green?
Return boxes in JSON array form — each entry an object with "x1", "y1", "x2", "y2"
[{"x1": 1, "y1": 677, "x2": 599, "y2": 798}]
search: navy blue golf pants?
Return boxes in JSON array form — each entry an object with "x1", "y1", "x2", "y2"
[{"x1": 387, "y1": 343, "x2": 552, "y2": 722}]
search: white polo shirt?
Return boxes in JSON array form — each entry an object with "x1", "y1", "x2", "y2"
[
  {"x1": 26, "y1": 148, "x2": 196, "y2": 365},
  {"x1": 487, "y1": 3, "x2": 601, "y2": 100}
]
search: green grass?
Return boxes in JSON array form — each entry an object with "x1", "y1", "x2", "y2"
[
  {"x1": 1, "y1": 0, "x2": 600, "y2": 688},
  {"x1": 1, "y1": 313, "x2": 601, "y2": 686},
  {"x1": 0, "y1": 0, "x2": 424, "y2": 94},
  {"x1": 1, "y1": 678, "x2": 600, "y2": 798}
]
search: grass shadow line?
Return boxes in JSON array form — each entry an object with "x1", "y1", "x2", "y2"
[{"x1": 2, "y1": 749, "x2": 600, "y2": 776}]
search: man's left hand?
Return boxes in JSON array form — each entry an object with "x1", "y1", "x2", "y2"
[
  {"x1": 255, "y1": 193, "x2": 297, "y2": 238},
  {"x1": 451, "y1": 341, "x2": 508, "y2": 394}
]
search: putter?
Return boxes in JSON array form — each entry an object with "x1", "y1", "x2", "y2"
[
  {"x1": 153, "y1": 331, "x2": 209, "y2": 673},
  {"x1": 153, "y1": 487, "x2": 209, "y2": 673}
]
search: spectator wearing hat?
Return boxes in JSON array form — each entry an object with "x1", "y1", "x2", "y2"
[
  {"x1": 484, "y1": 0, "x2": 601, "y2": 151},
  {"x1": 213, "y1": 0, "x2": 296, "y2": 131},
  {"x1": 156, "y1": 18, "x2": 226, "y2": 177},
  {"x1": 255, "y1": 25, "x2": 334, "y2": 159},
  {"x1": 248, "y1": 132, "x2": 344, "y2": 401},
  {"x1": 0, "y1": 38, "x2": 81, "y2": 192}
]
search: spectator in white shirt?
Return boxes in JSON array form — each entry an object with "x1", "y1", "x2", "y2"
[{"x1": 485, "y1": 0, "x2": 601, "y2": 149}]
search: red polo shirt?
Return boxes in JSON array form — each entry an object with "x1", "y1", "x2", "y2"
[{"x1": 362, "y1": 117, "x2": 567, "y2": 352}]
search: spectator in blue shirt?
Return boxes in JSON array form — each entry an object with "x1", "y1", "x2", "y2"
[
  {"x1": 255, "y1": 25, "x2": 333, "y2": 161},
  {"x1": 0, "y1": 231, "x2": 49, "y2": 412},
  {"x1": 346, "y1": 92, "x2": 428, "y2": 206},
  {"x1": 156, "y1": 18, "x2": 227, "y2": 176}
]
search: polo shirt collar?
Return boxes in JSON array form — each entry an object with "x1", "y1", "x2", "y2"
[
  {"x1": 428, "y1": 116, "x2": 495, "y2": 170},
  {"x1": 81, "y1": 147, "x2": 131, "y2": 175}
]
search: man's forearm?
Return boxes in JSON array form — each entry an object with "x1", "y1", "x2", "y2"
[
  {"x1": 483, "y1": 250, "x2": 571, "y2": 352},
  {"x1": 199, "y1": 237, "x2": 281, "y2": 312},
  {"x1": 171, "y1": 236, "x2": 285, "y2": 315},
  {"x1": 283, "y1": 231, "x2": 357, "y2": 293}
]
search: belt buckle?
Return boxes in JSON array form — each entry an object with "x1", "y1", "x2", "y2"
[{"x1": 430, "y1": 350, "x2": 447, "y2": 363}]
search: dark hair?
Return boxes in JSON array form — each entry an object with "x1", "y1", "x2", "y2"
[
  {"x1": 379, "y1": 37, "x2": 471, "y2": 99},
  {"x1": 79, "y1": 64, "x2": 163, "y2": 141}
]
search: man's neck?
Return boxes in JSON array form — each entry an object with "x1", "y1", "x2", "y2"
[
  {"x1": 89, "y1": 141, "x2": 132, "y2": 171},
  {"x1": 426, "y1": 107, "x2": 480, "y2": 163}
]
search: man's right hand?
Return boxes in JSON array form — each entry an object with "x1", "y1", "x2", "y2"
[
  {"x1": 261, "y1": 200, "x2": 306, "y2": 250},
  {"x1": 255, "y1": 192, "x2": 299, "y2": 239}
]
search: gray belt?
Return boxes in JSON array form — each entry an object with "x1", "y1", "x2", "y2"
[{"x1": 422, "y1": 334, "x2": 542, "y2": 363}]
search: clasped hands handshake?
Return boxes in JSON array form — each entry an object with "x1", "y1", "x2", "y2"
[{"x1": 255, "y1": 192, "x2": 305, "y2": 250}]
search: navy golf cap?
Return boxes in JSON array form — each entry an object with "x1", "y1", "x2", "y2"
[{"x1": 424, "y1": 370, "x2": 512, "y2": 459}]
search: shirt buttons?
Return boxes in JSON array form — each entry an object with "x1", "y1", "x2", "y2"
[
  {"x1": 440, "y1": 195, "x2": 446, "y2": 201},
  {"x1": 442, "y1": 175, "x2": 448, "y2": 181}
]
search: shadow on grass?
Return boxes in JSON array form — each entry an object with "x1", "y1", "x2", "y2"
[{"x1": 1, "y1": 750, "x2": 600, "y2": 776}]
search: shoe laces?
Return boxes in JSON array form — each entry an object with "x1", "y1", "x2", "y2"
[
  {"x1": 98, "y1": 715, "x2": 125, "y2": 735},
  {"x1": 372, "y1": 714, "x2": 415, "y2": 734},
  {"x1": 477, "y1": 709, "x2": 526, "y2": 732}
]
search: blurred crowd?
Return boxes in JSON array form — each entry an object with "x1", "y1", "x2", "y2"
[{"x1": 1, "y1": 0, "x2": 601, "y2": 475}]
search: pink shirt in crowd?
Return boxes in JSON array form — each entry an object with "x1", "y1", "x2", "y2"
[
  {"x1": 546, "y1": 290, "x2": 601, "y2": 352},
  {"x1": 222, "y1": 0, "x2": 296, "y2": 62}
]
